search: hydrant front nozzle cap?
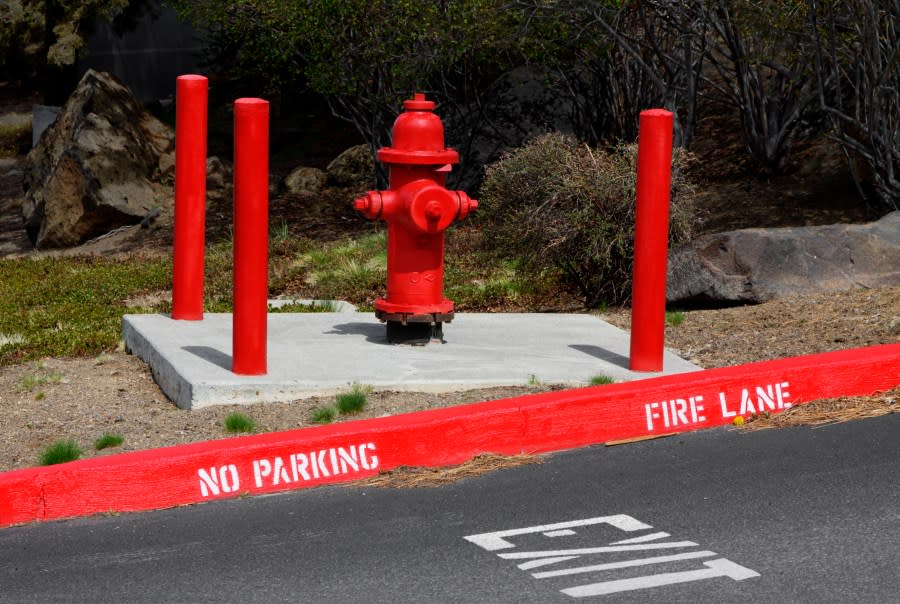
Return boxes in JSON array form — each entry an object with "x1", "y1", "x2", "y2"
[{"x1": 404, "y1": 92, "x2": 436, "y2": 111}]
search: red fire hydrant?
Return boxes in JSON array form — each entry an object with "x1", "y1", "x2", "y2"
[{"x1": 354, "y1": 93, "x2": 477, "y2": 344}]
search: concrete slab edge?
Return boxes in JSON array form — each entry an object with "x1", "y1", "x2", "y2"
[
  {"x1": 2, "y1": 343, "x2": 899, "y2": 528},
  {"x1": 122, "y1": 316, "x2": 193, "y2": 409}
]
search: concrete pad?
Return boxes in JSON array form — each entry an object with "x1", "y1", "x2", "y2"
[{"x1": 122, "y1": 312, "x2": 701, "y2": 409}]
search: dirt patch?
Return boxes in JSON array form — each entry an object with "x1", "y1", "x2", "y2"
[
  {"x1": 0, "y1": 353, "x2": 560, "y2": 472},
  {"x1": 601, "y1": 286, "x2": 900, "y2": 368}
]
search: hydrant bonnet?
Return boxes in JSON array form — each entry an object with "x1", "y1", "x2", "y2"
[{"x1": 377, "y1": 94, "x2": 459, "y2": 165}]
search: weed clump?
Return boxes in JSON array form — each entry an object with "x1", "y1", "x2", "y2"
[
  {"x1": 336, "y1": 384, "x2": 368, "y2": 415},
  {"x1": 666, "y1": 310, "x2": 686, "y2": 326},
  {"x1": 224, "y1": 412, "x2": 255, "y2": 433},
  {"x1": 589, "y1": 375, "x2": 615, "y2": 386},
  {"x1": 40, "y1": 440, "x2": 82, "y2": 466},
  {"x1": 311, "y1": 406, "x2": 337, "y2": 424},
  {"x1": 94, "y1": 433, "x2": 125, "y2": 450},
  {"x1": 480, "y1": 133, "x2": 695, "y2": 306}
]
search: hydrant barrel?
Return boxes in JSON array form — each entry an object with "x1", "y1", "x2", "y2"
[{"x1": 353, "y1": 93, "x2": 477, "y2": 344}]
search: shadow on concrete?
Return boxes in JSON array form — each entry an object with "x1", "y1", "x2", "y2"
[
  {"x1": 326, "y1": 322, "x2": 388, "y2": 344},
  {"x1": 569, "y1": 344, "x2": 630, "y2": 369},
  {"x1": 183, "y1": 346, "x2": 232, "y2": 371}
]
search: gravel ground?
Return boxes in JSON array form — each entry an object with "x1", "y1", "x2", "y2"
[{"x1": 1, "y1": 285, "x2": 897, "y2": 472}]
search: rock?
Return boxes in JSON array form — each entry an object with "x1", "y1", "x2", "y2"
[
  {"x1": 22, "y1": 69, "x2": 174, "y2": 248},
  {"x1": 889, "y1": 316, "x2": 900, "y2": 335},
  {"x1": 326, "y1": 144, "x2": 374, "y2": 189},
  {"x1": 283, "y1": 166, "x2": 327, "y2": 194},
  {"x1": 31, "y1": 105, "x2": 61, "y2": 147},
  {"x1": 667, "y1": 211, "x2": 900, "y2": 306},
  {"x1": 206, "y1": 156, "x2": 231, "y2": 191}
]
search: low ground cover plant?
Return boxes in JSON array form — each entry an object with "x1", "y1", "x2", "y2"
[{"x1": 0, "y1": 256, "x2": 171, "y2": 365}]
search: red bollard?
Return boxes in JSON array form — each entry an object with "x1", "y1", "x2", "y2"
[
  {"x1": 232, "y1": 98, "x2": 270, "y2": 375},
  {"x1": 172, "y1": 75, "x2": 208, "y2": 320},
  {"x1": 629, "y1": 109, "x2": 674, "y2": 372}
]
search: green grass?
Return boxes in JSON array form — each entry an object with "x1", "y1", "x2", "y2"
[
  {"x1": 224, "y1": 412, "x2": 255, "y2": 433},
  {"x1": 287, "y1": 232, "x2": 388, "y2": 298},
  {"x1": 94, "y1": 433, "x2": 125, "y2": 450},
  {"x1": 39, "y1": 439, "x2": 82, "y2": 466},
  {"x1": 311, "y1": 405, "x2": 337, "y2": 424},
  {"x1": 268, "y1": 300, "x2": 339, "y2": 313},
  {"x1": 589, "y1": 375, "x2": 615, "y2": 386},
  {"x1": 19, "y1": 364, "x2": 64, "y2": 391},
  {"x1": 665, "y1": 310, "x2": 686, "y2": 327},
  {"x1": 336, "y1": 384, "x2": 368, "y2": 415}
]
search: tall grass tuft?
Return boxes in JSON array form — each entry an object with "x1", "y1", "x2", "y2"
[{"x1": 40, "y1": 440, "x2": 82, "y2": 466}]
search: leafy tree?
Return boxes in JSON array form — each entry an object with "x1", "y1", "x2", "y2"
[{"x1": 169, "y1": 1, "x2": 531, "y2": 184}]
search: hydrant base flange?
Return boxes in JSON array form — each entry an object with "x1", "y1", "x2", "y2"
[
  {"x1": 374, "y1": 310, "x2": 454, "y2": 325},
  {"x1": 385, "y1": 321, "x2": 445, "y2": 346}
]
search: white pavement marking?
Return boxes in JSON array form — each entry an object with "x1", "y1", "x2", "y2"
[
  {"x1": 464, "y1": 514, "x2": 760, "y2": 599},
  {"x1": 498, "y1": 542, "x2": 699, "y2": 559},
  {"x1": 561, "y1": 558, "x2": 761, "y2": 598},
  {"x1": 518, "y1": 556, "x2": 580, "y2": 571},
  {"x1": 610, "y1": 531, "x2": 670, "y2": 545},
  {"x1": 544, "y1": 529, "x2": 577, "y2": 537},
  {"x1": 531, "y1": 550, "x2": 718, "y2": 579},
  {"x1": 464, "y1": 515, "x2": 652, "y2": 551}
]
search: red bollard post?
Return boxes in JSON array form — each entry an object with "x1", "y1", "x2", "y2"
[
  {"x1": 630, "y1": 109, "x2": 674, "y2": 372},
  {"x1": 232, "y1": 98, "x2": 270, "y2": 375},
  {"x1": 172, "y1": 75, "x2": 208, "y2": 320}
]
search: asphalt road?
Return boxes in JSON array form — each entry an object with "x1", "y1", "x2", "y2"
[{"x1": 2, "y1": 415, "x2": 899, "y2": 603}]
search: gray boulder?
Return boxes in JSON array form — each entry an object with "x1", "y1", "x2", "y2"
[
  {"x1": 22, "y1": 69, "x2": 173, "y2": 248},
  {"x1": 326, "y1": 144, "x2": 374, "y2": 189},
  {"x1": 283, "y1": 166, "x2": 327, "y2": 194},
  {"x1": 667, "y1": 211, "x2": 900, "y2": 305}
]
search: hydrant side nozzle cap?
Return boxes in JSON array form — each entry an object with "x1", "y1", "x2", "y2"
[{"x1": 404, "y1": 92, "x2": 436, "y2": 111}]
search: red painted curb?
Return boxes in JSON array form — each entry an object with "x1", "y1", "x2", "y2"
[{"x1": 2, "y1": 344, "x2": 898, "y2": 528}]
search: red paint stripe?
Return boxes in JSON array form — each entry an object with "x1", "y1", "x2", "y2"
[{"x1": 2, "y1": 344, "x2": 898, "y2": 527}]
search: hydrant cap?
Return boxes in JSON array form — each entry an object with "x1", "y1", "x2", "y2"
[
  {"x1": 403, "y1": 93, "x2": 435, "y2": 111},
  {"x1": 377, "y1": 93, "x2": 459, "y2": 165}
]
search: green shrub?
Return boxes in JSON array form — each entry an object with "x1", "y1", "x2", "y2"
[
  {"x1": 479, "y1": 133, "x2": 695, "y2": 306},
  {"x1": 40, "y1": 440, "x2": 82, "y2": 466}
]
